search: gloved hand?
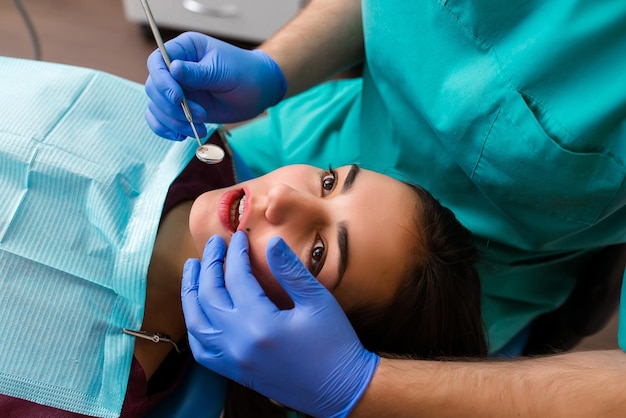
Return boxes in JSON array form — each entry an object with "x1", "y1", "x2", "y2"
[
  {"x1": 181, "y1": 232, "x2": 379, "y2": 418},
  {"x1": 145, "y1": 32, "x2": 287, "y2": 141}
]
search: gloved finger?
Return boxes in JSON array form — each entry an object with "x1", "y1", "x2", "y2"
[
  {"x1": 178, "y1": 92, "x2": 210, "y2": 124},
  {"x1": 187, "y1": 332, "x2": 220, "y2": 366},
  {"x1": 163, "y1": 32, "x2": 208, "y2": 62},
  {"x1": 182, "y1": 257, "x2": 229, "y2": 359},
  {"x1": 146, "y1": 100, "x2": 208, "y2": 140},
  {"x1": 224, "y1": 231, "x2": 280, "y2": 312},
  {"x1": 198, "y1": 235, "x2": 234, "y2": 311},
  {"x1": 181, "y1": 258, "x2": 201, "y2": 297},
  {"x1": 181, "y1": 258, "x2": 215, "y2": 332},
  {"x1": 144, "y1": 109, "x2": 187, "y2": 141},
  {"x1": 146, "y1": 49, "x2": 186, "y2": 105},
  {"x1": 266, "y1": 236, "x2": 332, "y2": 305},
  {"x1": 171, "y1": 60, "x2": 235, "y2": 93},
  {"x1": 145, "y1": 77, "x2": 187, "y2": 121},
  {"x1": 146, "y1": 75, "x2": 209, "y2": 124},
  {"x1": 144, "y1": 109, "x2": 186, "y2": 141}
]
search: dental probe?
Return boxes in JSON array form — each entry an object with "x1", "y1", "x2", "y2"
[{"x1": 140, "y1": 0, "x2": 226, "y2": 164}]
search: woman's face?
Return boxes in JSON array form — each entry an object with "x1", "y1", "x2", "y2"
[{"x1": 189, "y1": 164, "x2": 420, "y2": 312}]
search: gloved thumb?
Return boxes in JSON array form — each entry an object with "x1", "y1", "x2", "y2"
[
  {"x1": 171, "y1": 60, "x2": 232, "y2": 92},
  {"x1": 266, "y1": 237, "x2": 330, "y2": 306}
]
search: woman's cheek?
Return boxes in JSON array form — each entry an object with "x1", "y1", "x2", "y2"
[
  {"x1": 248, "y1": 244, "x2": 293, "y2": 309},
  {"x1": 189, "y1": 197, "x2": 222, "y2": 253}
]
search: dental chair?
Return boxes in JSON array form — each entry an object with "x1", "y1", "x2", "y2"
[{"x1": 524, "y1": 243, "x2": 626, "y2": 355}]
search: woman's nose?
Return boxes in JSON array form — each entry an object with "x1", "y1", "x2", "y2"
[{"x1": 264, "y1": 183, "x2": 320, "y2": 225}]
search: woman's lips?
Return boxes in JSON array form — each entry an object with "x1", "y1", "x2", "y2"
[
  {"x1": 218, "y1": 189, "x2": 244, "y2": 233},
  {"x1": 218, "y1": 187, "x2": 250, "y2": 233}
]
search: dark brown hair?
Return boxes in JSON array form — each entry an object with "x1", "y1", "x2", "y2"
[
  {"x1": 224, "y1": 184, "x2": 487, "y2": 417},
  {"x1": 349, "y1": 185, "x2": 487, "y2": 358}
]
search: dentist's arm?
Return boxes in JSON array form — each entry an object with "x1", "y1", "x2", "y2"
[
  {"x1": 260, "y1": 0, "x2": 364, "y2": 97},
  {"x1": 352, "y1": 350, "x2": 626, "y2": 417},
  {"x1": 145, "y1": 0, "x2": 363, "y2": 140}
]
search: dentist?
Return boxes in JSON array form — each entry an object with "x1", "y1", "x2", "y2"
[{"x1": 146, "y1": 0, "x2": 626, "y2": 416}]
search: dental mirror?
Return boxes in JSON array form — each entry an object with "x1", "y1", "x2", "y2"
[
  {"x1": 196, "y1": 143, "x2": 225, "y2": 163},
  {"x1": 140, "y1": 0, "x2": 225, "y2": 164}
]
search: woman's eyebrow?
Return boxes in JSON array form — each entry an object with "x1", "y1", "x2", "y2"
[
  {"x1": 341, "y1": 164, "x2": 360, "y2": 193},
  {"x1": 334, "y1": 165, "x2": 360, "y2": 289},
  {"x1": 335, "y1": 222, "x2": 349, "y2": 290}
]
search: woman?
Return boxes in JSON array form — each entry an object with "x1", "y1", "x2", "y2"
[
  {"x1": 139, "y1": 132, "x2": 487, "y2": 417},
  {"x1": 0, "y1": 130, "x2": 485, "y2": 418},
  {"x1": 0, "y1": 57, "x2": 485, "y2": 418}
]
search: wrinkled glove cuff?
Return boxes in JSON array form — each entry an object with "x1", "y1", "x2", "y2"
[{"x1": 252, "y1": 49, "x2": 288, "y2": 107}]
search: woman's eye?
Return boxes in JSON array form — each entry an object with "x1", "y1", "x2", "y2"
[
  {"x1": 310, "y1": 237, "x2": 326, "y2": 276},
  {"x1": 321, "y1": 167, "x2": 337, "y2": 196}
]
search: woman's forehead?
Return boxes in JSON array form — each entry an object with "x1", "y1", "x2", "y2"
[{"x1": 331, "y1": 171, "x2": 420, "y2": 312}]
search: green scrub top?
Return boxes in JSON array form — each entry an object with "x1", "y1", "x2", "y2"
[{"x1": 229, "y1": 0, "x2": 626, "y2": 353}]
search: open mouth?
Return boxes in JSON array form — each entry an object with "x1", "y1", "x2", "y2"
[
  {"x1": 218, "y1": 188, "x2": 247, "y2": 233},
  {"x1": 230, "y1": 194, "x2": 246, "y2": 231}
]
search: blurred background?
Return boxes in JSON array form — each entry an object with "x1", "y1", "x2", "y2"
[
  {"x1": 0, "y1": 0, "x2": 619, "y2": 352},
  {"x1": 0, "y1": 0, "x2": 302, "y2": 83}
]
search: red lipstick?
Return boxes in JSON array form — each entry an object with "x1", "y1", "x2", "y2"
[{"x1": 218, "y1": 189, "x2": 244, "y2": 233}]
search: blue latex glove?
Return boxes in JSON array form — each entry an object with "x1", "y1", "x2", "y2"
[
  {"x1": 145, "y1": 32, "x2": 287, "y2": 141},
  {"x1": 181, "y1": 232, "x2": 379, "y2": 418}
]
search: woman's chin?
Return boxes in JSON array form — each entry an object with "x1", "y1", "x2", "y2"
[{"x1": 190, "y1": 232, "x2": 231, "y2": 258}]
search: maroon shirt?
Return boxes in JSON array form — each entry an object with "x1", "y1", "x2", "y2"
[{"x1": 0, "y1": 133, "x2": 236, "y2": 417}]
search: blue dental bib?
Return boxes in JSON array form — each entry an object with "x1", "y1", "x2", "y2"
[{"x1": 0, "y1": 57, "x2": 213, "y2": 417}]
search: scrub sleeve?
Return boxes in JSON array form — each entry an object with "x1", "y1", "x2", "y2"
[{"x1": 228, "y1": 0, "x2": 626, "y2": 353}]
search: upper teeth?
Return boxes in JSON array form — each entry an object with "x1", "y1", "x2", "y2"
[
  {"x1": 238, "y1": 195, "x2": 246, "y2": 223},
  {"x1": 230, "y1": 194, "x2": 246, "y2": 229}
]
